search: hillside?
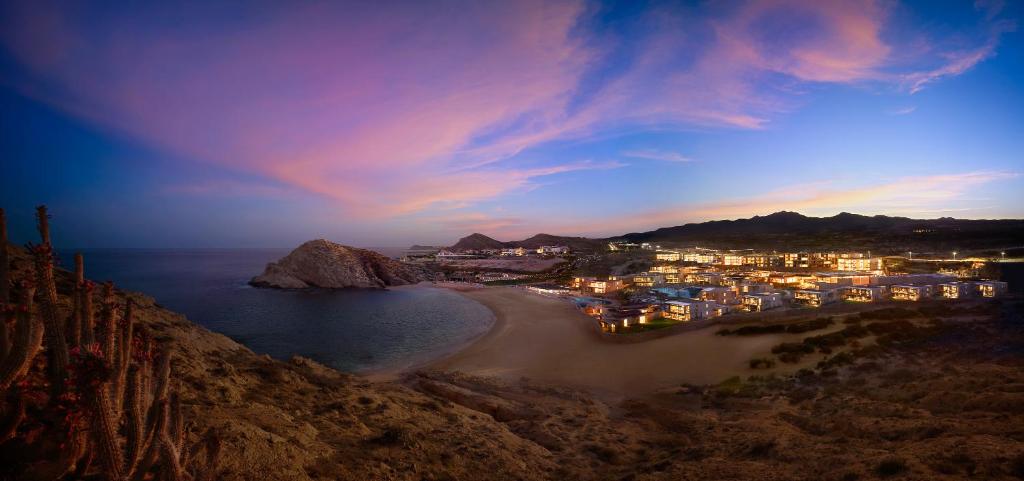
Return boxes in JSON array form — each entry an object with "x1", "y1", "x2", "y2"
[
  {"x1": 449, "y1": 232, "x2": 605, "y2": 253},
  {"x1": 251, "y1": 239, "x2": 432, "y2": 288},
  {"x1": 450, "y1": 233, "x2": 507, "y2": 251},
  {"x1": 616, "y1": 211, "x2": 1024, "y2": 253}
]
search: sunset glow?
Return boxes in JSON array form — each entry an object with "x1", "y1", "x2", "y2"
[{"x1": 1, "y1": 0, "x2": 1022, "y2": 246}]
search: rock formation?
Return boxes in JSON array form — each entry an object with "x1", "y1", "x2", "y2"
[{"x1": 250, "y1": 239, "x2": 430, "y2": 289}]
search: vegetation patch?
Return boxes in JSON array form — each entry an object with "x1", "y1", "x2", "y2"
[
  {"x1": 718, "y1": 317, "x2": 834, "y2": 336},
  {"x1": 748, "y1": 357, "x2": 776, "y2": 369}
]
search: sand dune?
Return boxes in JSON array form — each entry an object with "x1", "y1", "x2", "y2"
[{"x1": 427, "y1": 287, "x2": 829, "y2": 398}]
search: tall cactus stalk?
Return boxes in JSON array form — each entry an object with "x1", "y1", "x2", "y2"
[
  {"x1": 1, "y1": 208, "x2": 10, "y2": 305},
  {"x1": 81, "y1": 280, "x2": 96, "y2": 346},
  {"x1": 34, "y1": 206, "x2": 70, "y2": 396},
  {"x1": 69, "y1": 253, "x2": 84, "y2": 347},
  {"x1": 0, "y1": 208, "x2": 10, "y2": 361},
  {"x1": 0, "y1": 285, "x2": 42, "y2": 392}
]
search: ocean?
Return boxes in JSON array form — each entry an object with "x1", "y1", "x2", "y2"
[{"x1": 57, "y1": 248, "x2": 494, "y2": 373}]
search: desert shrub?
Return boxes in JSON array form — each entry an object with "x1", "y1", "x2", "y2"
[
  {"x1": 749, "y1": 357, "x2": 776, "y2": 369},
  {"x1": 785, "y1": 316, "x2": 834, "y2": 334},
  {"x1": 585, "y1": 444, "x2": 622, "y2": 464},
  {"x1": 860, "y1": 307, "x2": 917, "y2": 321},
  {"x1": 772, "y1": 342, "x2": 816, "y2": 355},
  {"x1": 373, "y1": 426, "x2": 413, "y2": 446},
  {"x1": 715, "y1": 376, "x2": 744, "y2": 395},
  {"x1": 875, "y1": 458, "x2": 908, "y2": 477},
  {"x1": 778, "y1": 352, "x2": 803, "y2": 363},
  {"x1": 719, "y1": 317, "x2": 833, "y2": 336},
  {"x1": 817, "y1": 351, "x2": 855, "y2": 370}
]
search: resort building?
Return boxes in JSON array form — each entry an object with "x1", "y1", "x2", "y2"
[
  {"x1": 793, "y1": 289, "x2": 839, "y2": 307},
  {"x1": 575, "y1": 277, "x2": 627, "y2": 296},
  {"x1": 841, "y1": 286, "x2": 888, "y2": 302},
  {"x1": 663, "y1": 300, "x2": 712, "y2": 322},
  {"x1": 815, "y1": 272, "x2": 873, "y2": 286},
  {"x1": 742, "y1": 254, "x2": 781, "y2": 268},
  {"x1": 683, "y1": 253, "x2": 716, "y2": 264},
  {"x1": 784, "y1": 253, "x2": 811, "y2": 268},
  {"x1": 649, "y1": 264, "x2": 679, "y2": 274},
  {"x1": 741, "y1": 293, "x2": 783, "y2": 312},
  {"x1": 663, "y1": 272, "x2": 681, "y2": 284},
  {"x1": 500, "y1": 247, "x2": 529, "y2": 256},
  {"x1": 939, "y1": 282, "x2": 977, "y2": 299},
  {"x1": 977, "y1": 281, "x2": 1008, "y2": 298},
  {"x1": 655, "y1": 251, "x2": 682, "y2": 262},
  {"x1": 720, "y1": 254, "x2": 745, "y2": 266},
  {"x1": 836, "y1": 257, "x2": 884, "y2": 272},
  {"x1": 436, "y1": 250, "x2": 478, "y2": 259},
  {"x1": 736, "y1": 282, "x2": 773, "y2": 294},
  {"x1": 711, "y1": 304, "x2": 734, "y2": 317},
  {"x1": 891, "y1": 285, "x2": 933, "y2": 301},
  {"x1": 699, "y1": 286, "x2": 739, "y2": 305},
  {"x1": 525, "y1": 284, "x2": 571, "y2": 296},
  {"x1": 632, "y1": 272, "x2": 665, "y2": 288},
  {"x1": 536, "y1": 245, "x2": 569, "y2": 255}
]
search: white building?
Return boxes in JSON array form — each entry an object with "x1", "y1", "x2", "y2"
[
  {"x1": 741, "y1": 293, "x2": 783, "y2": 312},
  {"x1": 536, "y1": 245, "x2": 570, "y2": 255}
]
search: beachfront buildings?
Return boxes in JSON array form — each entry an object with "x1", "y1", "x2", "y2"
[
  {"x1": 500, "y1": 247, "x2": 529, "y2": 256},
  {"x1": 526, "y1": 283, "x2": 571, "y2": 296},
  {"x1": 683, "y1": 252, "x2": 716, "y2": 264},
  {"x1": 836, "y1": 257, "x2": 885, "y2": 272},
  {"x1": 891, "y1": 285, "x2": 933, "y2": 301},
  {"x1": 536, "y1": 245, "x2": 570, "y2": 255},
  {"x1": 978, "y1": 281, "x2": 1008, "y2": 298},
  {"x1": 939, "y1": 282, "x2": 977, "y2": 299},
  {"x1": 632, "y1": 273, "x2": 665, "y2": 288},
  {"x1": 663, "y1": 300, "x2": 712, "y2": 322},
  {"x1": 699, "y1": 286, "x2": 739, "y2": 305},
  {"x1": 841, "y1": 285, "x2": 888, "y2": 302},
  {"x1": 655, "y1": 251, "x2": 681, "y2": 262},
  {"x1": 793, "y1": 289, "x2": 839, "y2": 307},
  {"x1": 721, "y1": 254, "x2": 744, "y2": 266},
  {"x1": 742, "y1": 292, "x2": 783, "y2": 312},
  {"x1": 572, "y1": 276, "x2": 627, "y2": 296}
]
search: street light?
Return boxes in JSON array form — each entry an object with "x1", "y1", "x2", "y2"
[
  {"x1": 1001, "y1": 251, "x2": 1006, "y2": 261},
  {"x1": 908, "y1": 251, "x2": 913, "y2": 260},
  {"x1": 952, "y1": 251, "x2": 958, "y2": 261}
]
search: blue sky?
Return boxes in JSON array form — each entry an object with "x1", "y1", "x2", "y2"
[{"x1": 1, "y1": 0, "x2": 1022, "y2": 247}]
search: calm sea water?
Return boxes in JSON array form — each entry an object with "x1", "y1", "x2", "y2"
[{"x1": 57, "y1": 249, "x2": 494, "y2": 373}]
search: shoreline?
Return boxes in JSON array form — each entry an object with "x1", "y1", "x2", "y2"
[
  {"x1": 395, "y1": 286, "x2": 844, "y2": 398},
  {"x1": 362, "y1": 283, "x2": 500, "y2": 381}
]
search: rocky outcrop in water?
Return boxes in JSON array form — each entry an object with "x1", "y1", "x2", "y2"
[{"x1": 250, "y1": 239, "x2": 431, "y2": 289}]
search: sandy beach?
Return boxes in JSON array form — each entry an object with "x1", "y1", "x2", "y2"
[{"x1": 426, "y1": 286, "x2": 835, "y2": 398}]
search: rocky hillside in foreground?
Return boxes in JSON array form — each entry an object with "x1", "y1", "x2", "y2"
[{"x1": 250, "y1": 239, "x2": 432, "y2": 289}]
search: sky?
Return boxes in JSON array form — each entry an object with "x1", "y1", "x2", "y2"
[{"x1": 1, "y1": 0, "x2": 1022, "y2": 248}]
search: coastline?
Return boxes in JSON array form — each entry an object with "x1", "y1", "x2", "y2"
[
  {"x1": 397, "y1": 286, "x2": 843, "y2": 398},
  {"x1": 361, "y1": 283, "x2": 499, "y2": 381}
]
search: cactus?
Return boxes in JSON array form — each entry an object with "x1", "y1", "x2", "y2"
[
  {"x1": 0, "y1": 209, "x2": 9, "y2": 362},
  {"x1": 68, "y1": 252, "x2": 84, "y2": 347},
  {"x1": 33, "y1": 206, "x2": 70, "y2": 397},
  {"x1": 0, "y1": 285, "x2": 42, "y2": 392},
  {"x1": 1, "y1": 208, "x2": 10, "y2": 306},
  {"x1": 0, "y1": 206, "x2": 223, "y2": 481}
]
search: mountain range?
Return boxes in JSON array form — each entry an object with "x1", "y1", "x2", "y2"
[{"x1": 449, "y1": 212, "x2": 1024, "y2": 254}]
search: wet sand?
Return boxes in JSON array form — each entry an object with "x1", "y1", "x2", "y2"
[{"x1": 427, "y1": 287, "x2": 833, "y2": 398}]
